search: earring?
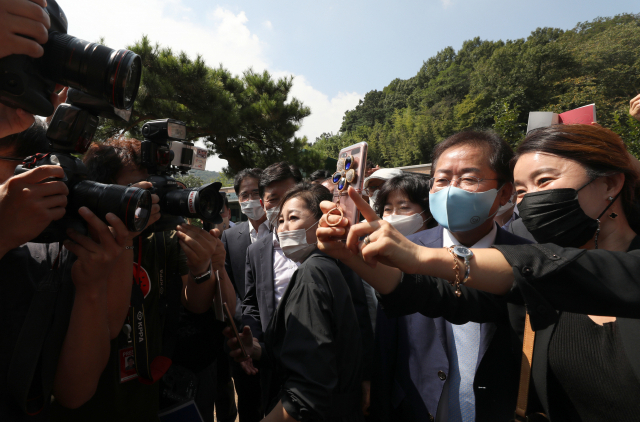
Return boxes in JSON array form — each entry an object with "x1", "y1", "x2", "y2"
[
  {"x1": 609, "y1": 212, "x2": 618, "y2": 219},
  {"x1": 608, "y1": 196, "x2": 614, "y2": 201}
]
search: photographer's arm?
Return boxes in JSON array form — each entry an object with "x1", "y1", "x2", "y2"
[
  {"x1": 53, "y1": 208, "x2": 128, "y2": 408},
  {"x1": 179, "y1": 224, "x2": 233, "y2": 313}
]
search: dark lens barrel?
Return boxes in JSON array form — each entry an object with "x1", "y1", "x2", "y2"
[
  {"x1": 163, "y1": 183, "x2": 223, "y2": 220},
  {"x1": 71, "y1": 181, "x2": 151, "y2": 232},
  {"x1": 43, "y1": 32, "x2": 142, "y2": 110}
]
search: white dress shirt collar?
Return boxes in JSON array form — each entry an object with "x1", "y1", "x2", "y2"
[
  {"x1": 249, "y1": 219, "x2": 270, "y2": 244},
  {"x1": 442, "y1": 222, "x2": 498, "y2": 249}
]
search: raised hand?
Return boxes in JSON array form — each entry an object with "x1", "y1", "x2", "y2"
[
  {"x1": 176, "y1": 223, "x2": 221, "y2": 276},
  {"x1": 0, "y1": 0, "x2": 50, "y2": 59},
  {"x1": 343, "y1": 187, "x2": 423, "y2": 274}
]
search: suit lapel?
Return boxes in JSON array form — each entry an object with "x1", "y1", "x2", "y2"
[{"x1": 259, "y1": 237, "x2": 276, "y2": 321}]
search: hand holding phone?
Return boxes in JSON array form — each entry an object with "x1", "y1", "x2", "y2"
[{"x1": 328, "y1": 142, "x2": 368, "y2": 230}]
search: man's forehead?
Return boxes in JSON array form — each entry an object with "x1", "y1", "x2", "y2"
[
  {"x1": 435, "y1": 145, "x2": 492, "y2": 172},
  {"x1": 239, "y1": 177, "x2": 259, "y2": 192}
]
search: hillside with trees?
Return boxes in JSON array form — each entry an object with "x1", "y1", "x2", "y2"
[{"x1": 310, "y1": 14, "x2": 640, "y2": 167}]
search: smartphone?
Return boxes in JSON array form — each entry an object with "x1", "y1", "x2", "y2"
[
  {"x1": 332, "y1": 142, "x2": 368, "y2": 226},
  {"x1": 223, "y1": 302, "x2": 249, "y2": 359}
]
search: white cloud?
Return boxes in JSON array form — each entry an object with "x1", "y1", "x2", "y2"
[
  {"x1": 59, "y1": 0, "x2": 361, "y2": 171},
  {"x1": 277, "y1": 73, "x2": 361, "y2": 141}
]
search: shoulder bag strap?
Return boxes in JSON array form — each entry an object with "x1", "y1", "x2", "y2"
[{"x1": 514, "y1": 311, "x2": 536, "y2": 421}]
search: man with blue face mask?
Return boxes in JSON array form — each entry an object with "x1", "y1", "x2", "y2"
[{"x1": 370, "y1": 131, "x2": 532, "y2": 422}]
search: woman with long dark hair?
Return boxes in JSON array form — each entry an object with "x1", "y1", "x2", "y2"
[{"x1": 318, "y1": 125, "x2": 640, "y2": 421}]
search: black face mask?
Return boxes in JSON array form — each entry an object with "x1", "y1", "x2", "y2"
[{"x1": 518, "y1": 181, "x2": 618, "y2": 248}]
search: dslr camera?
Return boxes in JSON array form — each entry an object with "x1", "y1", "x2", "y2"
[
  {"x1": 0, "y1": 0, "x2": 150, "y2": 243},
  {"x1": 14, "y1": 90, "x2": 152, "y2": 243},
  {"x1": 0, "y1": 0, "x2": 141, "y2": 117},
  {"x1": 141, "y1": 119, "x2": 223, "y2": 231}
]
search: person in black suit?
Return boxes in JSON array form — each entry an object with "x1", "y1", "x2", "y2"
[
  {"x1": 227, "y1": 183, "x2": 365, "y2": 421},
  {"x1": 321, "y1": 124, "x2": 640, "y2": 421},
  {"x1": 221, "y1": 167, "x2": 268, "y2": 422},
  {"x1": 242, "y1": 165, "x2": 374, "y2": 415}
]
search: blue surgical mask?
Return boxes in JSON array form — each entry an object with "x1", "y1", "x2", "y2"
[{"x1": 429, "y1": 185, "x2": 501, "y2": 232}]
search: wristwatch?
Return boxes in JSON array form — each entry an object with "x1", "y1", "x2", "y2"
[
  {"x1": 452, "y1": 245, "x2": 474, "y2": 284},
  {"x1": 191, "y1": 263, "x2": 212, "y2": 284}
]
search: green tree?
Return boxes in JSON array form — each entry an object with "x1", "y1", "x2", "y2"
[
  {"x1": 97, "y1": 37, "x2": 312, "y2": 175},
  {"x1": 316, "y1": 13, "x2": 640, "y2": 165}
]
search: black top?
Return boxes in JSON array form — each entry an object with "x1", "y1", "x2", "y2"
[
  {"x1": 262, "y1": 251, "x2": 364, "y2": 421},
  {"x1": 0, "y1": 243, "x2": 75, "y2": 421},
  {"x1": 492, "y1": 236, "x2": 640, "y2": 420},
  {"x1": 548, "y1": 312, "x2": 640, "y2": 422}
]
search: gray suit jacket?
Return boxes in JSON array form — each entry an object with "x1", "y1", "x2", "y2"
[{"x1": 221, "y1": 221, "x2": 252, "y2": 323}]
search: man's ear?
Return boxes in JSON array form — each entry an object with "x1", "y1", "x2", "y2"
[{"x1": 499, "y1": 182, "x2": 514, "y2": 206}]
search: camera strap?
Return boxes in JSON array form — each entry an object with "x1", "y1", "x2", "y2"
[{"x1": 130, "y1": 235, "x2": 171, "y2": 384}]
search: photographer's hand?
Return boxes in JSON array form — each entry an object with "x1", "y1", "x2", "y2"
[
  {"x1": 54, "y1": 208, "x2": 129, "y2": 409},
  {"x1": 0, "y1": 0, "x2": 50, "y2": 59},
  {"x1": 178, "y1": 224, "x2": 230, "y2": 313},
  {"x1": 0, "y1": 165, "x2": 68, "y2": 259},
  {"x1": 125, "y1": 181, "x2": 161, "y2": 240},
  {"x1": 63, "y1": 208, "x2": 128, "y2": 293}
]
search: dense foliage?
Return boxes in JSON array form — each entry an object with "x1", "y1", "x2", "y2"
[
  {"x1": 97, "y1": 37, "x2": 318, "y2": 175},
  {"x1": 311, "y1": 14, "x2": 640, "y2": 166}
]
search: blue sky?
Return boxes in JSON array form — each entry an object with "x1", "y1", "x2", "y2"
[{"x1": 62, "y1": 0, "x2": 639, "y2": 170}]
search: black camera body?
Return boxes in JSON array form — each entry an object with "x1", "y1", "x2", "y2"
[
  {"x1": 0, "y1": 0, "x2": 141, "y2": 116},
  {"x1": 141, "y1": 119, "x2": 223, "y2": 232}
]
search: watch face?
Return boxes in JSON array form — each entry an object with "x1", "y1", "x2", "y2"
[{"x1": 453, "y1": 245, "x2": 473, "y2": 258}]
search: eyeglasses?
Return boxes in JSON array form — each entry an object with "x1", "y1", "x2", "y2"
[
  {"x1": 429, "y1": 176, "x2": 499, "y2": 193},
  {"x1": 239, "y1": 190, "x2": 260, "y2": 201}
]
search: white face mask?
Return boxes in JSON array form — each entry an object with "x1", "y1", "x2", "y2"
[
  {"x1": 383, "y1": 210, "x2": 429, "y2": 236},
  {"x1": 241, "y1": 199, "x2": 265, "y2": 220},
  {"x1": 278, "y1": 221, "x2": 319, "y2": 263},
  {"x1": 266, "y1": 206, "x2": 280, "y2": 226},
  {"x1": 496, "y1": 192, "x2": 517, "y2": 216}
]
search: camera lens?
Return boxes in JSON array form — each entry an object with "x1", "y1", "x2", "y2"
[
  {"x1": 162, "y1": 182, "x2": 223, "y2": 221},
  {"x1": 43, "y1": 33, "x2": 142, "y2": 110},
  {"x1": 71, "y1": 181, "x2": 152, "y2": 232}
]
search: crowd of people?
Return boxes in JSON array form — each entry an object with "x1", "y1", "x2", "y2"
[{"x1": 3, "y1": 2, "x2": 640, "y2": 422}]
